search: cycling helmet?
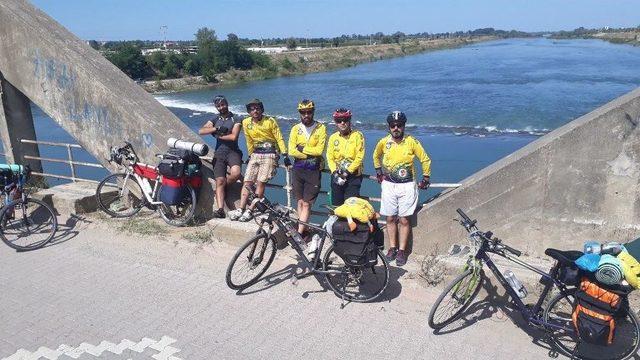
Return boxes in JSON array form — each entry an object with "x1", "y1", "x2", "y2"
[
  {"x1": 333, "y1": 108, "x2": 352, "y2": 121},
  {"x1": 246, "y1": 99, "x2": 264, "y2": 112},
  {"x1": 213, "y1": 95, "x2": 227, "y2": 105},
  {"x1": 297, "y1": 99, "x2": 315, "y2": 112},
  {"x1": 386, "y1": 111, "x2": 407, "y2": 124}
]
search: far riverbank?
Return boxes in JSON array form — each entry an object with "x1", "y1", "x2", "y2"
[{"x1": 142, "y1": 36, "x2": 497, "y2": 93}]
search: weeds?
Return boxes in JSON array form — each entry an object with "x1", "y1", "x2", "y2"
[
  {"x1": 181, "y1": 228, "x2": 216, "y2": 244},
  {"x1": 117, "y1": 218, "x2": 166, "y2": 237},
  {"x1": 419, "y1": 247, "x2": 446, "y2": 286}
]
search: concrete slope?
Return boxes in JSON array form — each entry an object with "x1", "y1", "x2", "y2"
[
  {"x1": 0, "y1": 0, "x2": 205, "y2": 175},
  {"x1": 414, "y1": 87, "x2": 640, "y2": 256}
]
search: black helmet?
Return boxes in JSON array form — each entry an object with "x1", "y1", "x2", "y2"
[
  {"x1": 213, "y1": 95, "x2": 227, "y2": 105},
  {"x1": 246, "y1": 99, "x2": 264, "y2": 112},
  {"x1": 386, "y1": 111, "x2": 407, "y2": 124}
]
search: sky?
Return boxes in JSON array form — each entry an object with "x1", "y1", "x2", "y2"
[{"x1": 30, "y1": 0, "x2": 640, "y2": 41}]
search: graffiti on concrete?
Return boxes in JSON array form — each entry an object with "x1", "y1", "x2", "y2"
[{"x1": 142, "y1": 133, "x2": 153, "y2": 148}]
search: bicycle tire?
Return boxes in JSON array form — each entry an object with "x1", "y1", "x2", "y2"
[
  {"x1": 0, "y1": 197, "x2": 58, "y2": 251},
  {"x1": 544, "y1": 288, "x2": 640, "y2": 360},
  {"x1": 96, "y1": 173, "x2": 144, "y2": 218},
  {"x1": 428, "y1": 267, "x2": 483, "y2": 329},
  {"x1": 226, "y1": 232, "x2": 277, "y2": 290},
  {"x1": 322, "y1": 246, "x2": 390, "y2": 303},
  {"x1": 157, "y1": 184, "x2": 196, "y2": 227}
]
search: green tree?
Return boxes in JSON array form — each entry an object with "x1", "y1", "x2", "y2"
[
  {"x1": 88, "y1": 40, "x2": 100, "y2": 50},
  {"x1": 147, "y1": 51, "x2": 166, "y2": 71},
  {"x1": 286, "y1": 38, "x2": 297, "y2": 50},
  {"x1": 227, "y1": 33, "x2": 239, "y2": 43},
  {"x1": 106, "y1": 44, "x2": 150, "y2": 79},
  {"x1": 162, "y1": 61, "x2": 178, "y2": 78},
  {"x1": 184, "y1": 59, "x2": 199, "y2": 75},
  {"x1": 332, "y1": 37, "x2": 340, "y2": 47}
]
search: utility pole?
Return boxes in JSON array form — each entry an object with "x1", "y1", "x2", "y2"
[
  {"x1": 306, "y1": 29, "x2": 309, "y2": 48},
  {"x1": 160, "y1": 25, "x2": 168, "y2": 49}
]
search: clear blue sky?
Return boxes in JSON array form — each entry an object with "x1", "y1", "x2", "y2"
[{"x1": 31, "y1": 0, "x2": 640, "y2": 41}]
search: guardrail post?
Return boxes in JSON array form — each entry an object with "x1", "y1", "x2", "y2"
[
  {"x1": 284, "y1": 167, "x2": 292, "y2": 209},
  {"x1": 66, "y1": 144, "x2": 76, "y2": 182}
]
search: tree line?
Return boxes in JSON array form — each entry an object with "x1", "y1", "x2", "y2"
[{"x1": 98, "y1": 27, "x2": 532, "y2": 81}]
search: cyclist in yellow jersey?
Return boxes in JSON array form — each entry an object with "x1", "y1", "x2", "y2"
[
  {"x1": 229, "y1": 99, "x2": 290, "y2": 222},
  {"x1": 373, "y1": 111, "x2": 431, "y2": 266},
  {"x1": 288, "y1": 100, "x2": 326, "y2": 248},
  {"x1": 326, "y1": 108, "x2": 365, "y2": 206}
]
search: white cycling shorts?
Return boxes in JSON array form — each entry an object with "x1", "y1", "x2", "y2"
[{"x1": 379, "y1": 180, "x2": 418, "y2": 217}]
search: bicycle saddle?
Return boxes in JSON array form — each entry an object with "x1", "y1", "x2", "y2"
[{"x1": 545, "y1": 248, "x2": 583, "y2": 264}]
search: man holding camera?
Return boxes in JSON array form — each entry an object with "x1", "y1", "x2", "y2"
[{"x1": 199, "y1": 95, "x2": 243, "y2": 218}]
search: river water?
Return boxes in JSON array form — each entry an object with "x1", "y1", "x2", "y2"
[{"x1": 29, "y1": 38, "x2": 640, "y2": 209}]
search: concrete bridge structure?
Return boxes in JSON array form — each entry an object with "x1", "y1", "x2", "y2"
[{"x1": 1, "y1": 0, "x2": 639, "y2": 256}]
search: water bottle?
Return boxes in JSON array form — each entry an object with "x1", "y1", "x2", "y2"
[
  {"x1": 504, "y1": 270, "x2": 528, "y2": 299},
  {"x1": 283, "y1": 221, "x2": 306, "y2": 250}
]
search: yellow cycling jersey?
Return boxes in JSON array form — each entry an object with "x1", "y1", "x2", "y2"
[
  {"x1": 242, "y1": 116, "x2": 286, "y2": 155},
  {"x1": 372, "y1": 134, "x2": 431, "y2": 182},
  {"x1": 326, "y1": 130, "x2": 365, "y2": 175},
  {"x1": 288, "y1": 122, "x2": 327, "y2": 159}
]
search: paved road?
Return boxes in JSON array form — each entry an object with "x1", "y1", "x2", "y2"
[{"x1": 0, "y1": 214, "x2": 564, "y2": 359}]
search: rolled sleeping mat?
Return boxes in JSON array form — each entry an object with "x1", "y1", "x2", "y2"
[
  {"x1": 167, "y1": 138, "x2": 209, "y2": 156},
  {"x1": 595, "y1": 254, "x2": 624, "y2": 286}
]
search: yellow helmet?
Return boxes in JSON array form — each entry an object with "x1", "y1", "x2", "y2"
[{"x1": 297, "y1": 99, "x2": 315, "y2": 112}]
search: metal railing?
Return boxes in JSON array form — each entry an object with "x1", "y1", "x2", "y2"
[{"x1": 16, "y1": 139, "x2": 462, "y2": 218}]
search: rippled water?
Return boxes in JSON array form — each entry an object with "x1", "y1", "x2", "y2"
[{"x1": 29, "y1": 38, "x2": 640, "y2": 204}]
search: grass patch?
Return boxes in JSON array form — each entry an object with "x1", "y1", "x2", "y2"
[
  {"x1": 117, "y1": 218, "x2": 166, "y2": 237},
  {"x1": 181, "y1": 228, "x2": 216, "y2": 244}
]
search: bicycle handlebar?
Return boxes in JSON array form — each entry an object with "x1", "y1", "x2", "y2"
[{"x1": 502, "y1": 242, "x2": 522, "y2": 257}]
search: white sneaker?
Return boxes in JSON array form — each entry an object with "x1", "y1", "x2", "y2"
[
  {"x1": 228, "y1": 209, "x2": 243, "y2": 221},
  {"x1": 238, "y1": 209, "x2": 254, "y2": 222}
]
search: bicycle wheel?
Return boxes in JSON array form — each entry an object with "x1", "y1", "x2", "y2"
[
  {"x1": 0, "y1": 198, "x2": 57, "y2": 251},
  {"x1": 428, "y1": 267, "x2": 483, "y2": 329},
  {"x1": 96, "y1": 173, "x2": 144, "y2": 218},
  {"x1": 157, "y1": 184, "x2": 196, "y2": 227},
  {"x1": 322, "y1": 246, "x2": 390, "y2": 302},
  {"x1": 226, "y1": 232, "x2": 277, "y2": 290},
  {"x1": 544, "y1": 288, "x2": 640, "y2": 360}
]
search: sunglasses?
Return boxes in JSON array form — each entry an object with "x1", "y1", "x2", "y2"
[
  {"x1": 334, "y1": 119, "x2": 350, "y2": 124},
  {"x1": 248, "y1": 107, "x2": 262, "y2": 112},
  {"x1": 389, "y1": 123, "x2": 404, "y2": 129},
  {"x1": 299, "y1": 110, "x2": 314, "y2": 115}
]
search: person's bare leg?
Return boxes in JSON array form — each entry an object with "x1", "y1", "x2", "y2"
[
  {"x1": 215, "y1": 177, "x2": 226, "y2": 210},
  {"x1": 247, "y1": 181, "x2": 266, "y2": 210},
  {"x1": 227, "y1": 165, "x2": 241, "y2": 184},
  {"x1": 239, "y1": 181, "x2": 253, "y2": 209},
  {"x1": 398, "y1": 216, "x2": 411, "y2": 251},
  {"x1": 297, "y1": 200, "x2": 312, "y2": 234},
  {"x1": 386, "y1": 215, "x2": 398, "y2": 249}
]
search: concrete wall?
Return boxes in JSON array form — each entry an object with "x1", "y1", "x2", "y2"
[
  {"x1": 0, "y1": 0, "x2": 214, "y2": 213},
  {"x1": 413, "y1": 87, "x2": 640, "y2": 256}
]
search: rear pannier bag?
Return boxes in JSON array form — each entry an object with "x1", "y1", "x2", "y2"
[
  {"x1": 572, "y1": 277, "x2": 622, "y2": 345},
  {"x1": 332, "y1": 220, "x2": 377, "y2": 267},
  {"x1": 158, "y1": 159, "x2": 185, "y2": 178},
  {"x1": 160, "y1": 177, "x2": 187, "y2": 205}
]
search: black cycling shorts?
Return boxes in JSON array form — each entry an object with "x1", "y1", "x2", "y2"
[{"x1": 212, "y1": 149, "x2": 242, "y2": 179}]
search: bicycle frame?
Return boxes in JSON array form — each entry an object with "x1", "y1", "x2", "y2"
[
  {"x1": 120, "y1": 167, "x2": 164, "y2": 206},
  {"x1": 471, "y1": 234, "x2": 575, "y2": 333}
]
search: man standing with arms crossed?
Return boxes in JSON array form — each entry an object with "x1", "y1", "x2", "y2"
[
  {"x1": 373, "y1": 111, "x2": 431, "y2": 266},
  {"x1": 198, "y1": 95, "x2": 242, "y2": 218},
  {"x1": 229, "y1": 99, "x2": 290, "y2": 222},
  {"x1": 288, "y1": 99, "x2": 327, "y2": 246}
]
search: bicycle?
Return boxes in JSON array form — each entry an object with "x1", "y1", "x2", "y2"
[
  {"x1": 0, "y1": 164, "x2": 58, "y2": 251},
  {"x1": 427, "y1": 208, "x2": 640, "y2": 360},
  {"x1": 95, "y1": 142, "x2": 197, "y2": 226},
  {"x1": 225, "y1": 186, "x2": 390, "y2": 303}
]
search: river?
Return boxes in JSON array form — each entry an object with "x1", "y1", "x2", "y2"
[{"x1": 28, "y1": 37, "x2": 640, "y2": 210}]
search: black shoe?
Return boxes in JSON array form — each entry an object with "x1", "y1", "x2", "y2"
[
  {"x1": 385, "y1": 247, "x2": 398, "y2": 262},
  {"x1": 212, "y1": 208, "x2": 226, "y2": 219},
  {"x1": 396, "y1": 250, "x2": 407, "y2": 267}
]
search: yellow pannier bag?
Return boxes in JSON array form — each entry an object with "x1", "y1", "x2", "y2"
[
  {"x1": 618, "y1": 251, "x2": 640, "y2": 289},
  {"x1": 333, "y1": 197, "x2": 378, "y2": 231}
]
